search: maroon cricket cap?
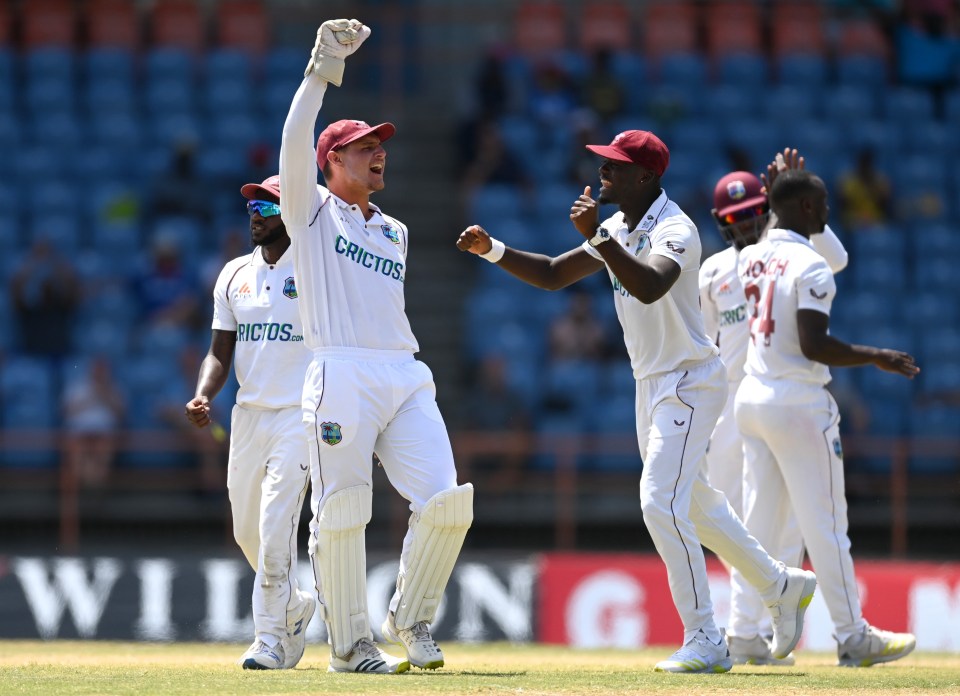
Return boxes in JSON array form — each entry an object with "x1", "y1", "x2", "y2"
[
  {"x1": 240, "y1": 175, "x2": 281, "y2": 201},
  {"x1": 713, "y1": 171, "x2": 767, "y2": 218},
  {"x1": 585, "y1": 130, "x2": 670, "y2": 176},
  {"x1": 315, "y1": 119, "x2": 397, "y2": 168}
]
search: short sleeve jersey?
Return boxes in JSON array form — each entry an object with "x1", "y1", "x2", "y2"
[
  {"x1": 211, "y1": 248, "x2": 311, "y2": 408},
  {"x1": 737, "y1": 228, "x2": 836, "y2": 386},
  {"x1": 583, "y1": 190, "x2": 718, "y2": 379},
  {"x1": 699, "y1": 246, "x2": 749, "y2": 383}
]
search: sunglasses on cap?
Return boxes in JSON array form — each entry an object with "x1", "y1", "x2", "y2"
[
  {"x1": 720, "y1": 204, "x2": 768, "y2": 226},
  {"x1": 247, "y1": 200, "x2": 281, "y2": 218}
]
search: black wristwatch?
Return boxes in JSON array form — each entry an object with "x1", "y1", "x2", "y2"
[{"x1": 588, "y1": 227, "x2": 611, "y2": 247}]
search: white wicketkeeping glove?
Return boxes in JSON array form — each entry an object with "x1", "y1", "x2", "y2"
[{"x1": 304, "y1": 18, "x2": 371, "y2": 86}]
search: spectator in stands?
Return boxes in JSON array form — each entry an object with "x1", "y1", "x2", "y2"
[
  {"x1": 149, "y1": 139, "x2": 212, "y2": 228},
  {"x1": 895, "y1": 2, "x2": 960, "y2": 119},
  {"x1": 528, "y1": 59, "x2": 578, "y2": 148},
  {"x1": 837, "y1": 148, "x2": 892, "y2": 230},
  {"x1": 458, "y1": 354, "x2": 532, "y2": 485},
  {"x1": 580, "y1": 48, "x2": 626, "y2": 129},
  {"x1": 548, "y1": 289, "x2": 607, "y2": 361},
  {"x1": 9, "y1": 235, "x2": 79, "y2": 360},
  {"x1": 131, "y1": 230, "x2": 202, "y2": 331},
  {"x1": 62, "y1": 355, "x2": 126, "y2": 489}
]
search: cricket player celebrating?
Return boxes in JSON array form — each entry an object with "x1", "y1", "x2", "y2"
[
  {"x1": 700, "y1": 149, "x2": 849, "y2": 665},
  {"x1": 458, "y1": 130, "x2": 816, "y2": 674},
  {"x1": 184, "y1": 176, "x2": 315, "y2": 670},
  {"x1": 733, "y1": 169, "x2": 918, "y2": 667},
  {"x1": 278, "y1": 19, "x2": 472, "y2": 674}
]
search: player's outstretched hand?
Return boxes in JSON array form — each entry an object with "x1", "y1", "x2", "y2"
[
  {"x1": 873, "y1": 349, "x2": 920, "y2": 378},
  {"x1": 761, "y1": 147, "x2": 805, "y2": 193},
  {"x1": 457, "y1": 225, "x2": 493, "y2": 255},
  {"x1": 304, "y1": 18, "x2": 371, "y2": 85},
  {"x1": 184, "y1": 395, "x2": 212, "y2": 428},
  {"x1": 570, "y1": 186, "x2": 599, "y2": 238}
]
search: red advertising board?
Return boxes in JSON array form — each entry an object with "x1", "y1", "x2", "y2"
[{"x1": 537, "y1": 553, "x2": 960, "y2": 651}]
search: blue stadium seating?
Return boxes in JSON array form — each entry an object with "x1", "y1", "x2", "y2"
[
  {"x1": 83, "y1": 48, "x2": 136, "y2": 83},
  {"x1": 824, "y1": 85, "x2": 878, "y2": 123},
  {"x1": 656, "y1": 53, "x2": 707, "y2": 88},
  {"x1": 883, "y1": 87, "x2": 936, "y2": 123},
  {"x1": 836, "y1": 54, "x2": 888, "y2": 89},
  {"x1": 144, "y1": 48, "x2": 195, "y2": 84},
  {"x1": 776, "y1": 54, "x2": 829, "y2": 88},
  {"x1": 0, "y1": 356, "x2": 59, "y2": 467},
  {"x1": 715, "y1": 53, "x2": 769, "y2": 87}
]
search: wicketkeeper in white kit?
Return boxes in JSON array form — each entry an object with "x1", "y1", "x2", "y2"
[
  {"x1": 279, "y1": 19, "x2": 472, "y2": 674},
  {"x1": 185, "y1": 175, "x2": 315, "y2": 670}
]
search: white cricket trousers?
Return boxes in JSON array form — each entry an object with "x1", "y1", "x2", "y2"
[
  {"x1": 734, "y1": 377, "x2": 867, "y2": 643},
  {"x1": 705, "y1": 380, "x2": 804, "y2": 637},
  {"x1": 302, "y1": 349, "x2": 459, "y2": 615},
  {"x1": 227, "y1": 404, "x2": 311, "y2": 643},
  {"x1": 637, "y1": 357, "x2": 785, "y2": 644}
]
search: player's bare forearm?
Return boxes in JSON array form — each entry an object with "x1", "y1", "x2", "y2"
[
  {"x1": 596, "y1": 247, "x2": 679, "y2": 303},
  {"x1": 799, "y1": 330, "x2": 919, "y2": 378},
  {"x1": 457, "y1": 224, "x2": 601, "y2": 290}
]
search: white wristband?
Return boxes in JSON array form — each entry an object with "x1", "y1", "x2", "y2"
[{"x1": 479, "y1": 238, "x2": 505, "y2": 263}]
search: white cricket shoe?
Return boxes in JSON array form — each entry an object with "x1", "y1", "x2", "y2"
[
  {"x1": 837, "y1": 625, "x2": 916, "y2": 667},
  {"x1": 240, "y1": 639, "x2": 285, "y2": 670},
  {"x1": 381, "y1": 613, "x2": 444, "y2": 670},
  {"x1": 282, "y1": 591, "x2": 316, "y2": 669},
  {"x1": 727, "y1": 634, "x2": 796, "y2": 666},
  {"x1": 768, "y1": 568, "x2": 817, "y2": 659},
  {"x1": 654, "y1": 629, "x2": 733, "y2": 673},
  {"x1": 327, "y1": 637, "x2": 410, "y2": 674}
]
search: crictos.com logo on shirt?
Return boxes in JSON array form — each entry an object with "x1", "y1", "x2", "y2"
[{"x1": 236, "y1": 323, "x2": 303, "y2": 342}]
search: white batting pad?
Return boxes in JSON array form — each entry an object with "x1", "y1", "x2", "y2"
[
  {"x1": 316, "y1": 485, "x2": 373, "y2": 657},
  {"x1": 393, "y1": 483, "x2": 474, "y2": 629}
]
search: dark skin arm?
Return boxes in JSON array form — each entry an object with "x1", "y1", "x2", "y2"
[
  {"x1": 797, "y1": 309, "x2": 920, "y2": 377},
  {"x1": 457, "y1": 186, "x2": 681, "y2": 302},
  {"x1": 184, "y1": 329, "x2": 237, "y2": 428}
]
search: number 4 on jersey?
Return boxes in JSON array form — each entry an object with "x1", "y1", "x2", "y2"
[{"x1": 744, "y1": 282, "x2": 775, "y2": 345}]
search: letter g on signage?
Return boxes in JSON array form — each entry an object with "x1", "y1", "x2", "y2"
[{"x1": 565, "y1": 570, "x2": 647, "y2": 648}]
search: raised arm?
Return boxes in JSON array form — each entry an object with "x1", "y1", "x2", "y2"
[
  {"x1": 810, "y1": 224, "x2": 848, "y2": 274},
  {"x1": 456, "y1": 224, "x2": 603, "y2": 290},
  {"x1": 280, "y1": 19, "x2": 371, "y2": 226}
]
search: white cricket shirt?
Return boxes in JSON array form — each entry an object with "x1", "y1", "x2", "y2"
[
  {"x1": 737, "y1": 228, "x2": 836, "y2": 387},
  {"x1": 211, "y1": 248, "x2": 311, "y2": 409},
  {"x1": 583, "y1": 190, "x2": 718, "y2": 380},
  {"x1": 279, "y1": 77, "x2": 418, "y2": 354},
  {"x1": 699, "y1": 225, "x2": 847, "y2": 383}
]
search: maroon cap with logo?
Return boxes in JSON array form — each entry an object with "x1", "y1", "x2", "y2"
[
  {"x1": 240, "y1": 174, "x2": 281, "y2": 201},
  {"x1": 315, "y1": 119, "x2": 397, "y2": 168},
  {"x1": 713, "y1": 171, "x2": 766, "y2": 218},
  {"x1": 585, "y1": 130, "x2": 670, "y2": 176}
]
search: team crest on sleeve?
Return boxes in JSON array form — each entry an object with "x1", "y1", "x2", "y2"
[
  {"x1": 320, "y1": 422, "x2": 342, "y2": 446},
  {"x1": 381, "y1": 224, "x2": 401, "y2": 244},
  {"x1": 283, "y1": 276, "x2": 298, "y2": 299},
  {"x1": 833, "y1": 438, "x2": 843, "y2": 459},
  {"x1": 727, "y1": 180, "x2": 747, "y2": 200}
]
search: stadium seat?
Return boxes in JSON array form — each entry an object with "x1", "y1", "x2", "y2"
[
  {"x1": 656, "y1": 53, "x2": 707, "y2": 89},
  {"x1": 467, "y1": 184, "x2": 528, "y2": 229},
  {"x1": 704, "y1": 1, "x2": 763, "y2": 61},
  {"x1": 760, "y1": 85, "x2": 819, "y2": 124},
  {"x1": 29, "y1": 112, "x2": 82, "y2": 149},
  {"x1": 705, "y1": 84, "x2": 760, "y2": 121},
  {"x1": 775, "y1": 53, "x2": 829, "y2": 88},
  {"x1": 850, "y1": 253, "x2": 906, "y2": 290},
  {"x1": 836, "y1": 54, "x2": 888, "y2": 89},
  {"x1": 84, "y1": 78, "x2": 137, "y2": 115},
  {"x1": 542, "y1": 359, "x2": 602, "y2": 420},
  {"x1": 908, "y1": 405, "x2": 960, "y2": 473},
  {"x1": 883, "y1": 88, "x2": 935, "y2": 123},
  {"x1": 579, "y1": 0, "x2": 632, "y2": 53},
  {"x1": 144, "y1": 47, "x2": 196, "y2": 84},
  {"x1": 29, "y1": 181, "x2": 77, "y2": 216},
  {"x1": 147, "y1": 111, "x2": 202, "y2": 148},
  {"x1": 83, "y1": 47, "x2": 135, "y2": 83},
  {"x1": 215, "y1": 0, "x2": 269, "y2": 55},
  {"x1": 945, "y1": 89, "x2": 960, "y2": 122},
  {"x1": 205, "y1": 48, "x2": 255, "y2": 88},
  {"x1": 771, "y1": 4, "x2": 828, "y2": 61},
  {"x1": 21, "y1": 0, "x2": 76, "y2": 48},
  {"x1": 641, "y1": 1, "x2": 698, "y2": 60},
  {"x1": 150, "y1": 0, "x2": 206, "y2": 52},
  {"x1": 31, "y1": 213, "x2": 81, "y2": 251},
  {"x1": 715, "y1": 53, "x2": 769, "y2": 88},
  {"x1": 24, "y1": 77, "x2": 75, "y2": 116},
  {"x1": 202, "y1": 79, "x2": 250, "y2": 115},
  {"x1": 144, "y1": 78, "x2": 197, "y2": 115},
  {"x1": 0, "y1": 2, "x2": 10, "y2": 46},
  {"x1": 0, "y1": 110, "x2": 21, "y2": 149},
  {"x1": 824, "y1": 85, "x2": 877, "y2": 123},
  {"x1": 584, "y1": 394, "x2": 639, "y2": 471},
  {"x1": 86, "y1": 0, "x2": 140, "y2": 49},
  {"x1": 0, "y1": 356, "x2": 59, "y2": 467},
  {"x1": 514, "y1": 0, "x2": 567, "y2": 58},
  {"x1": 195, "y1": 145, "x2": 248, "y2": 178}
]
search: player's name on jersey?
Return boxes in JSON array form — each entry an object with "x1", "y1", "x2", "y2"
[
  {"x1": 743, "y1": 257, "x2": 789, "y2": 280},
  {"x1": 236, "y1": 322, "x2": 303, "y2": 342},
  {"x1": 334, "y1": 234, "x2": 405, "y2": 282}
]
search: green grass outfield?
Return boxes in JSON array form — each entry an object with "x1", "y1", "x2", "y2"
[{"x1": 2, "y1": 641, "x2": 959, "y2": 695}]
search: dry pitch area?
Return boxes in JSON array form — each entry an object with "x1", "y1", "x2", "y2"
[{"x1": 2, "y1": 641, "x2": 959, "y2": 695}]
